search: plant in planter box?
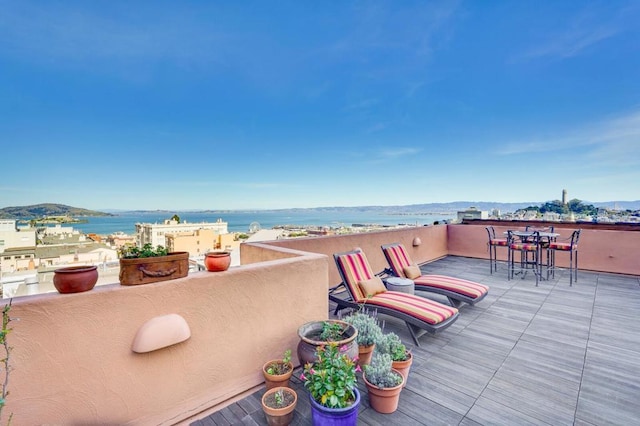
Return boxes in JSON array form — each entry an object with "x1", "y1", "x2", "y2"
[
  {"x1": 263, "y1": 349, "x2": 294, "y2": 390},
  {"x1": 341, "y1": 308, "x2": 383, "y2": 366},
  {"x1": 261, "y1": 386, "x2": 297, "y2": 426},
  {"x1": 376, "y1": 332, "x2": 413, "y2": 387},
  {"x1": 362, "y1": 352, "x2": 404, "y2": 414},
  {"x1": 118, "y1": 243, "x2": 189, "y2": 286}
]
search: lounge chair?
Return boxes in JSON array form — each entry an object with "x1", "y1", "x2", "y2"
[
  {"x1": 331, "y1": 249, "x2": 459, "y2": 346},
  {"x1": 381, "y1": 243, "x2": 489, "y2": 308}
]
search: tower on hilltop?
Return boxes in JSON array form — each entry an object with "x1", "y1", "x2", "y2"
[{"x1": 562, "y1": 189, "x2": 567, "y2": 205}]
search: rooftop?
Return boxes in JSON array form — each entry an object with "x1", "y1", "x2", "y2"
[{"x1": 192, "y1": 255, "x2": 640, "y2": 425}]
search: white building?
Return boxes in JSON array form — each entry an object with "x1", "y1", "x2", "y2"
[
  {"x1": 135, "y1": 218, "x2": 229, "y2": 248},
  {"x1": 456, "y1": 207, "x2": 488, "y2": 221},
  {"x1": 0, "y1": 220, "x2": 36, "y2": 254}
]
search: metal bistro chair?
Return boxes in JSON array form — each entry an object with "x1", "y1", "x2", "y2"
[
  {"x1": 525, "y1": 225, "x2": 556, "y2": 273},
  {"x1": 507, "y1": 230, "x2": 543, "y2": 286},
  {"x1": 486, "y1": 226, "x2": 508, "y2": 274},
  {"x1": 548, "y1": 229, "x2": 581, "y2": 286}
]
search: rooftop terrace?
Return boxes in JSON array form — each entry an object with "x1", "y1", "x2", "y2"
[
  {"x1": 192, "y1": 256, "x2": 640, "y2": 425},
  {"x1": 3, "y1": 222, "x2": 639, "y2": 425}
]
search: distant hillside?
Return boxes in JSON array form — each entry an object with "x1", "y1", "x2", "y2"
[{"x1": 0, "y1": 203, "x2": 114, "y2": 219}]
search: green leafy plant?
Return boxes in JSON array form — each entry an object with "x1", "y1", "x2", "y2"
[
  {"x1": 376, "y1": 332, "x2": 410, "y2": 362},
  {"x1": 319, "y1": 321, "x2": 348, "y2": 341},
  {"x1": 0, "y1": 300, "x2": 14, "y2": 424},
  {"x1": 341, "y1": 308, "x2": 383, "y2": 347},
  {"x1": 364, "y1": 353, "x2": 403, "y2": 388},
  {"x1": 118, "y1": 243, "x2": 169, "y2": 259},
  {"x1": 301, "y1": 343, "x2": 360, "y2": 409},
  {"x1": 266, "y1": 349, "x2": 292, "y2": 375}
]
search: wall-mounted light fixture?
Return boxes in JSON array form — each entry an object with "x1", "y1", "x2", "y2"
[{"x1": 412, "y1": 237, "x2": 422, "y2": 247}]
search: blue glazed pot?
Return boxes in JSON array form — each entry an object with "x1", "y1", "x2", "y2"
[{"x1": 308, "y1": 387, "x2": 360, "y2": 426}]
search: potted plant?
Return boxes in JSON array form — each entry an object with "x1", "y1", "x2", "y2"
[
  {"x1": 204, "y1": 250, "x2": 231, "y2": 272},
  {"x1": 301, "y1": 343, "x2": 361, "y2": 425},
  {"x1": 261, "y1": 386, "x2": 297, "y2": 426},
  {"x1": 297, "y1": 319, "x2": 358, "y2": 366},
  {"x1": 362, "y1": 352, "x2": 404, "y2": 414},
  {"x1": 262, "y1": 349, "x2": 294, "y2": 390},
  {"x1": 376, "y1": 332, "x2": 413, "y2": 387},
  {"x1": 118, "y1": 243, "x2": 189, "y2": 286},
  {"x1": 341, "y1": 308, "x2": 383, "y2": 366}
]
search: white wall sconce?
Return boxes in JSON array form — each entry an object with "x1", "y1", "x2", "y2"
[{"x1": 412, "y1": 237, "x2": 422, "y2": 247}]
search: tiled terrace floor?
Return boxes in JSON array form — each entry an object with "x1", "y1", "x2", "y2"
[{"x1": 191, "y1": 256, "x2": 640, "y2": 426}]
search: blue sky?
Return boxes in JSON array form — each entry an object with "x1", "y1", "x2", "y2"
[{"x1": 1, "y1": 1, "x2": 639, "y2": 210}]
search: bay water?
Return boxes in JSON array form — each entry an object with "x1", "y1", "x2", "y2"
[{"x1": 66, "y1": 210, "x2": 455, "y2": 235}]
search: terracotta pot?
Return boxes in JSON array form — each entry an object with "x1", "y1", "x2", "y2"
[
  {"x1": 297, "y1": 320, "x2": 358, "y2": 366},
  {"x1": 119, "y1": 252, "x2": 189, "y2": 285},
  {"x1": 357, "y1": 344, "x2": 375, "y2": 367},
  {"x1": 261, "y1": 386, "x2": 297, "y2": 426},
  {"x1": 363, "y1": 369, "x2": 404, "y2": 414},
  {"x1": 204, "y1": 251, "x2": 231, "y2": 272},
  {"x1": 262, "y1": 360, "x2": 294, "y2": 390},
  {"x1": 53, "y1": 265, "x2": 98, "y2": 294},
  {"x1": 392, "y1": 351, "x2": 413, "y2": 388}
]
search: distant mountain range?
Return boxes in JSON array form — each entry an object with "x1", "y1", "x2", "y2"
[{"x1": 2, "y1": 200, "x2": 639, "y2": 220}]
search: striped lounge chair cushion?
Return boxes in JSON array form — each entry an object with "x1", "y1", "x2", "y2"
[
  {"x1": 366, "y1": 291, "x2": 458, "y2": 325},
  {"x1": 335, "y1": 251, "x2": 458, "y2": 325},
  {"x1": 383, "y1": 243, "x2": 488, "y2": 300},
  {"x1": 414, "y1": 275, "x2": 488, "y2": 299}
]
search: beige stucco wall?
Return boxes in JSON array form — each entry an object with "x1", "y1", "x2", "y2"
[
  {"x1": 249, "y1": 225, "x2": 449, "y2": 287},
  {"x1": 447, "y1": 223, "x2": 640, "y2": 276},
  {"x1": 6, "y1": 245, "x2": 328, "y2": 425}
]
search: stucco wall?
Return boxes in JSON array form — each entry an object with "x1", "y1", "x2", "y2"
[
  {"x1": 447, "y1": 223, "x2": 640, "y2": 276},
  {"x1": 249, "y1": 225, "x2": 449, "y2": 286},
  {"x1": 6, "y1": 245, "x2": 328, "y2": 425}
]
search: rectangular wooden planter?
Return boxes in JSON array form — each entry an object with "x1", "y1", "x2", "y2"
[{"x1": 119, "y1": 252, "x2": 190, "y2": 286}]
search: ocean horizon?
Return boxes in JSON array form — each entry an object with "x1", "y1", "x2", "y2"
[{"x1": 48, "y1": 210, "x2": 456, "y2": 235}]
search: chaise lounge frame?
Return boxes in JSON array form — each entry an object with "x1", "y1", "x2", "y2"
[
  {"x1": 330, "y1": 249, "x2": 459, "y2": 346},
  {"x1": 381, "y1": 242, "x2": 489, "y2": 308}
]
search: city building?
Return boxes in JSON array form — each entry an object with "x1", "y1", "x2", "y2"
[
  {"x1": 135, "y1": 218, "x2": 229, "y2": 248},
  {"x1": 456, "y1": 206, "x2": 488, "y2": 221}
]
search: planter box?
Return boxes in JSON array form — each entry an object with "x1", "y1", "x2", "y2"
[{"x1": 119, "y1": 252, "x2": 189, "y2": 286}]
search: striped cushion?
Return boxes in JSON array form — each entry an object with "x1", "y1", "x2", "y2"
[
  {"x1": 365, "y1": 291, "x2": 458, "y2": 325},
  {"x1": 490, "y1": 238, "x2": 508, "y2": 246},
  {"x1": 414, "y1": 275, "x2": 489, "y2": 299},
  {"x1": 336, "y1": 251, "x2": 376, "y2": 303},
  {"x1": 549, "y1": 242, "x2": 576, "y2": 251},
  {"x1": 383, "y1": 243, "x2": 488, "y2": 300},
  {"x1": 510, "y1": 243, "x2": 538, "y2": 251}
]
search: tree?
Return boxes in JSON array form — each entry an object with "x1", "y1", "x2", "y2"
[{"x1": 171, "y1": 214, "x2": 181, "y2": 223}]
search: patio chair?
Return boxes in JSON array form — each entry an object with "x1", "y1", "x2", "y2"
[
  {"x1": 381, "y1": 243, "x2": 489, "y2": 308},
  {"x1": 485, "y1": 226, "x2": 508, "y2": 274},
  {"x1": 548, "y1": 229, "x2": 581, "y2": 286},
  {"x1": 331, "y1": 249, "x2": 459, "y2": 346}
]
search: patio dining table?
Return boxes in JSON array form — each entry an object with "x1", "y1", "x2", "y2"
[{"x1": 504, "y1": 230, "x2": 560, "y2": 282}]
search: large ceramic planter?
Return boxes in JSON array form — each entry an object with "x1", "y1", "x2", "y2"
[
  {"x1": 53, "y1": 265, "x2": 98, "y2": 294},
  {"x1": 297, "y1": 320, "x2": 358, "y2": 366},
  {"x1": 309, "y1": 386, "x2": 360, "y2": 426},
  {"x1": 392, "y1": 352, "x2": 413, "y2": 388},
  {"x1": 363, "y1": 369, "x2": 404, "y2": 414},
  {"x1": 262, "y1": 359, "x2": 294, "y2": 390},
  {"x1": 262, "y1": 386, "x2": 297, "y2": 426},
  {"x1": 204, "y1": 251, "x2": 231, "y2": 272},
  {"x1": 119, "y1": 252, "x2": 189, "y2": 285}
]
